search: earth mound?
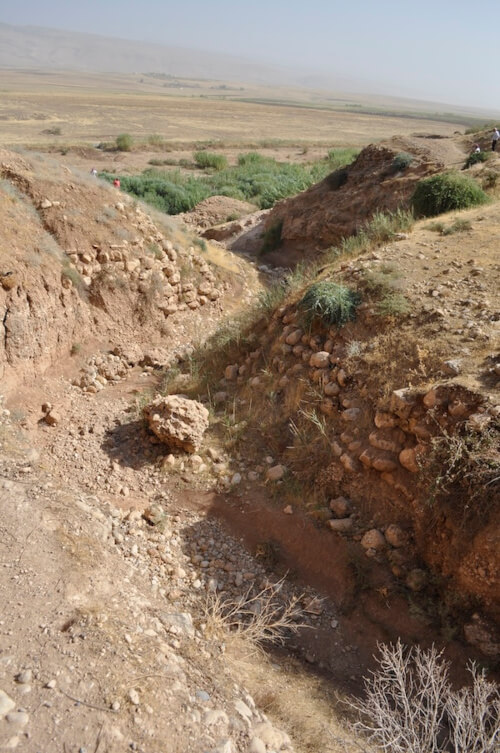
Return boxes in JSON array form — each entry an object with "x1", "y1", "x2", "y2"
[{"x1": 178, "y1": 195, "x2": 258, "y2": 230}]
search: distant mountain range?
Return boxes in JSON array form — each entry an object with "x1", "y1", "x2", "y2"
[{"x1": 0, "y1": 22, "x2": 361, "y2": 90}]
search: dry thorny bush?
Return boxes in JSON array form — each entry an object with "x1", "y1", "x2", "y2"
[
  {"x1": 203, "y1": 576, "x2": 307, "y2": 650},
  {"x1": 346, "y1": 640, "x2": 500, "y2": 753}
]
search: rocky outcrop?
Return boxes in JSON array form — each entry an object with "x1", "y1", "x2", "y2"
[{"x1": 143, "y1": 395, "x2": 209, "y2": 453}]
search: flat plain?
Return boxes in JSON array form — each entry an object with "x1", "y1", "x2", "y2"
[{"x1": 0, "y1": 69, "x2": 469, "y2": 151}]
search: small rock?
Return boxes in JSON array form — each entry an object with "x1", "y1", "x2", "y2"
[
  {"x1": 15, "y1": 670, "x2": 32, "y2": 685},
  {"x1": 44, "y1": 411, "x2": 61, "y2": 426},
  {"x1": 384, "y1": 524, "x2": 407, "y2": 548},
  {"x1": 0, "y1": 690, "x2": 15, "y2": 718},
  {"x1": 159, "y1": 612, "x2": 195, "y2": 638},
  {"x1": 442, "y1": 359, "x2": 462, "y2": 376},
  {"x1": 266, "y1": 465, "x2": 285, "y2": 482},
  {"x1": 204, "y1": 709, "x2": 229, "y2": 726},
  {"x1": 406, "y1": 568, "x2": 427, "y2": 592},
  {"x1": 128, "y1": 688, "x2": 140, "y2": 705},
  {"x1": 45, "y1": 679, "x2": 56, "y2": 689},
  {"x1": 327, "y1": 517, "x2": 353, "y2": 533},
  {"x1": 195, "y1": 689, "x2": 210, "y2": 702},
  {"x1": 309, "y1": 351, "x2": 330, "y2": 368},
  {"x1": 248, "y1": 738, "x2": 266, "y2": 753},
  {"x1": 361, "y1": 529, "x2": 386, "y2": 551},
  {"x1": 234, "y1": 699, "x2": 253, "y2": 721},
  {"x1": 6, "y1": 711, "x2": 29, "y2": 727},
  {"x1": 142, "y1": 505, "x2": 164, "y2": 525},
  {"x1": 283, "y1": 505, "x2": 293, "y2": 514},
  {"x1": 329, "y1": 496, "x2": 351, "y2": 518},
  {"x1": 224, "y1": 365, "x2": 239, "y2": 381}
]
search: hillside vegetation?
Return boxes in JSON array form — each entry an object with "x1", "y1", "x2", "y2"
[{"x1": 99, "y1": 149, "x2": 358, "y2": 214}]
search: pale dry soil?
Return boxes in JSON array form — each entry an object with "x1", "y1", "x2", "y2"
[{"x1": 0, "y1": 70, "x2": 460, "y2": 153}]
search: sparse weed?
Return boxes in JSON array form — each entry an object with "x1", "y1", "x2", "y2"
[
  {"x1": 147, "y1": 133, "x2": 164, "y2": 146},
  {"x1": 204, "y1": 577, "x2": 306, "y2": 649},
  {"x1": 193, "y1": 237, "x2": 207, "y2": 252},
  {"x1": 327, "y1": 208, "x2": 414, "y2": 261},
  {"x1": 376, "y1": 292, "x2": 411, "y2": 317},
  {"x1": 116, "y1": 133, "x2": 133, "y2": 152},
  {"x1": 482, "y1": 170, "x2": 499, "y2": 189},
  {"x1": 260, "y1": 221, "x2": 283, "y2": 255},
  {"x1": 61, "y1": 262, "x2": 86, "y2": 295},
  {"x1": 422, "y1": 421, "x2": 500, "y2": 522},
  {"x1": 442, "y1": 218, "x2": 472, "y2": 235}
]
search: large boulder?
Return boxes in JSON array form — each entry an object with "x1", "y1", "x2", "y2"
[{"x1": 143, "y1": 395, "x2": 209, "y2": 453}]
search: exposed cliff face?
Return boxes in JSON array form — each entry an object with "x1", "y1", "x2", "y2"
[
  {"x1": 260, "y1": 143, "x2": 442, "y2": 262},
  {"x1": 0, "y1": 149, "x2": 226, "y2": 393}
]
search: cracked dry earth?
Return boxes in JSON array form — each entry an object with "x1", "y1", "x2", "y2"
[{"x1": 0, "y1": 356, "x2": 362, "y2": 753}]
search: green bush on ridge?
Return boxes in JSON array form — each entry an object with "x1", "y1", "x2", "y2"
[{"x1": 411, "y1": 172, "x2": 488, "y2": 217}]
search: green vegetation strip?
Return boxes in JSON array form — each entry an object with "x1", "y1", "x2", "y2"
[{"x1": 100, "y1": 149, "x2": 358, "y2": 215}]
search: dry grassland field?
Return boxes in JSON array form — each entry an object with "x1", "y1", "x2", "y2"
[{"x1": 0, "y1": 69, "x2": 468, "y2": 154}]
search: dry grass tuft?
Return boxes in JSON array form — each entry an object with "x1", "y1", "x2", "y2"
[{"x1": 204, "y1": 577, "x2": 305, "y2": 649}]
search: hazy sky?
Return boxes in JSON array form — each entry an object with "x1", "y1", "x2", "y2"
[{"x1": 1, "y1": 0, "x2": 499, "y2": 109}]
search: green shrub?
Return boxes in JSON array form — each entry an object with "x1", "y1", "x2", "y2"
[
  {"x1": 411, "y1": 172, "x2": 488, "y2": 217},
  {"x1": 392, "y1": 152, "x2": 413, "y2": 171},
  {"x1": 194, "y1": 151, "x2": 228, "y2": 171},
  {"x1": 298, "y1": 281, "x2": 360, "y2": 328},
  {"x1": 463, "y1": 150, "x2": 489, "y2": 169},
  {"x1": 116, "y1": 133, "x2": 133, "y2": 152}
]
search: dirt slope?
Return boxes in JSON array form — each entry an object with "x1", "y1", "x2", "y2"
[
  {"x1": 169, "y1": 200, "x2": 500, "y2": 650},
  {"x1": 0, "y1": 148, "x2": 260, "y2": 393}
]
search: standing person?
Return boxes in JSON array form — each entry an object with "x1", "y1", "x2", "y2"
[
  {"x1": 113, "y1": 178, "x2": 121, "y2": 189},
  {"x1": 90, "y1": 168, "x2": 98, "y2": 177},
  {"x1": 492, "y1": 128, "x2": 500, "y2": 151}
]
